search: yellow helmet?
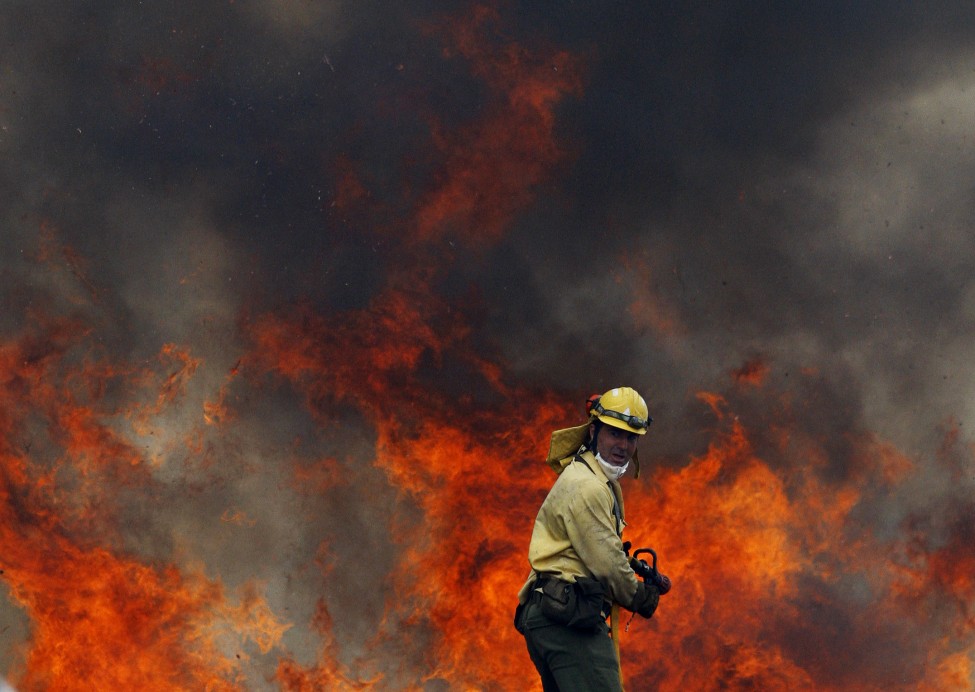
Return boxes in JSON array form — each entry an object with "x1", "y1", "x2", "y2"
[
  {"x1": 590, "y1": 387, "x2": 651, "y2": 435},
  {"x1": 546, "y1": 386, "x2": 652, "y2": 475}
]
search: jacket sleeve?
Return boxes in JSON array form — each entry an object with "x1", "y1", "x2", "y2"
[{"x1": 562, "y1": 478, "x2": 640, "y2": 607}]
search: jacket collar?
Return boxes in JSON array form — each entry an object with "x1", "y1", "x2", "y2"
[
  {"x1": 577, "y1": 450, "x2": 626, "y2": 530},
  {"x1": 576, "y1": 449, "x2": 610, "y2": 483}
]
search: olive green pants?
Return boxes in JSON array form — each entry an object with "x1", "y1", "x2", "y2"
[{"x1": 522, "y1": 599, "x2": 622, "y2": 692}]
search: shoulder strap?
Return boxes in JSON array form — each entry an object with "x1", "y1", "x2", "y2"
[
  {"x1": 574, "y1": 455, "x2": 623, "y2": 535},
  {"x1": 573, "y1": 453, "x2": 593, "y2": 472}
]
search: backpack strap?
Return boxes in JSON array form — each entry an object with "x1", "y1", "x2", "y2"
[{"x1": 574, "y1": 454, "x2": 623, "y2": 536}]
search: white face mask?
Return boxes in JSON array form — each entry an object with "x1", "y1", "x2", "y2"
[{"x1": 595, "y1": 452, "x2": 629, "y2": 482}]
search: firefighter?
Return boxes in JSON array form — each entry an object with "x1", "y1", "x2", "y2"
[{"x1": 515, "y1": 386, "x2": 662, "y2": 691}]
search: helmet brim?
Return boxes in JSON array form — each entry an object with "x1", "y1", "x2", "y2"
[{"x1": 597, "y1": 414, "x2": 649, "y2": 435}]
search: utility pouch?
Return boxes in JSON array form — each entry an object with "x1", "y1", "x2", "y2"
[{"x1": 539, "y1": 576, "x2": 606, "y2": 631}]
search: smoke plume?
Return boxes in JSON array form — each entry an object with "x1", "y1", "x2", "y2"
[{"x1": 2, "y1": 1, "x2": 974, "y2": 690}]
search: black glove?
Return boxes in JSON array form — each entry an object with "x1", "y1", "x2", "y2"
[
  {"x1": 629, "y1": 555, "x2": 652, "y2": 580},
  {"x1": 629, "y1": 556, "x2": 672, "y2": 595},
  {"x1": 630, "y1": 581, "x2": 660, "y2": 619}
]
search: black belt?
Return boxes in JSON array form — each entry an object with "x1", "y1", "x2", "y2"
[{"x1": 530, "y1": 575, "x2": 612, "y2": 618}]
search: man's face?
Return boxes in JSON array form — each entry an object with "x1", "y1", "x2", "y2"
[{"x1": 591, "y1": 423, "x2": 639, "y2": 467}]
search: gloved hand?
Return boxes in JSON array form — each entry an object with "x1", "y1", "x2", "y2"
[
  {"x1": 630, "y1": 581, "x2": 660, "y2": 619},
  {"x1": 628, "y1": 555, "x2": 651, "y2": 579},
  {"x1": 629, "y1": 556, "x2": 672, "y2": 595}
]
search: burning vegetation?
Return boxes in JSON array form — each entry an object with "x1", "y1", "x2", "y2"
[{"x1": 2, "y1": 2, "x2": 974, "y2": 690}]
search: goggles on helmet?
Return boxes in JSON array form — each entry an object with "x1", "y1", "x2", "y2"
[{"x1": 592, "y1": 401, "x2": 652, "y2": 431}]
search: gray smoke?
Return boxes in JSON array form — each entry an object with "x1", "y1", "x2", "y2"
[{"x1": 2, "y1": 1, "x2": 975, "y2": 689}]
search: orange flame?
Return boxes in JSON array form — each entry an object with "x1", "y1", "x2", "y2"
[
  {"x1": 0, "y1": 317, "x2": 289, "y2": 689},
  {"x1": 3, "y1": 4, "x2": 974, "y2": 691},
  {"x1": 414, "y1": 4, "x2": 582, "y2": 244}
]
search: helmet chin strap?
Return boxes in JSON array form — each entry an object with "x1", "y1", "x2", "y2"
[{"x1": 595, "y1": 452, "x2": 629, "y2": 481}]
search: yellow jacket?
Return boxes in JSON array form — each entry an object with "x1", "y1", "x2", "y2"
[{"x1": 519, "y1": 450, "x2": 640, "y2": 609}]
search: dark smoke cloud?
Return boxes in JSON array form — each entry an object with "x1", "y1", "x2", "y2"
[{"x1": 2, "y1": 1, "x2": 975, "y2": 689}]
